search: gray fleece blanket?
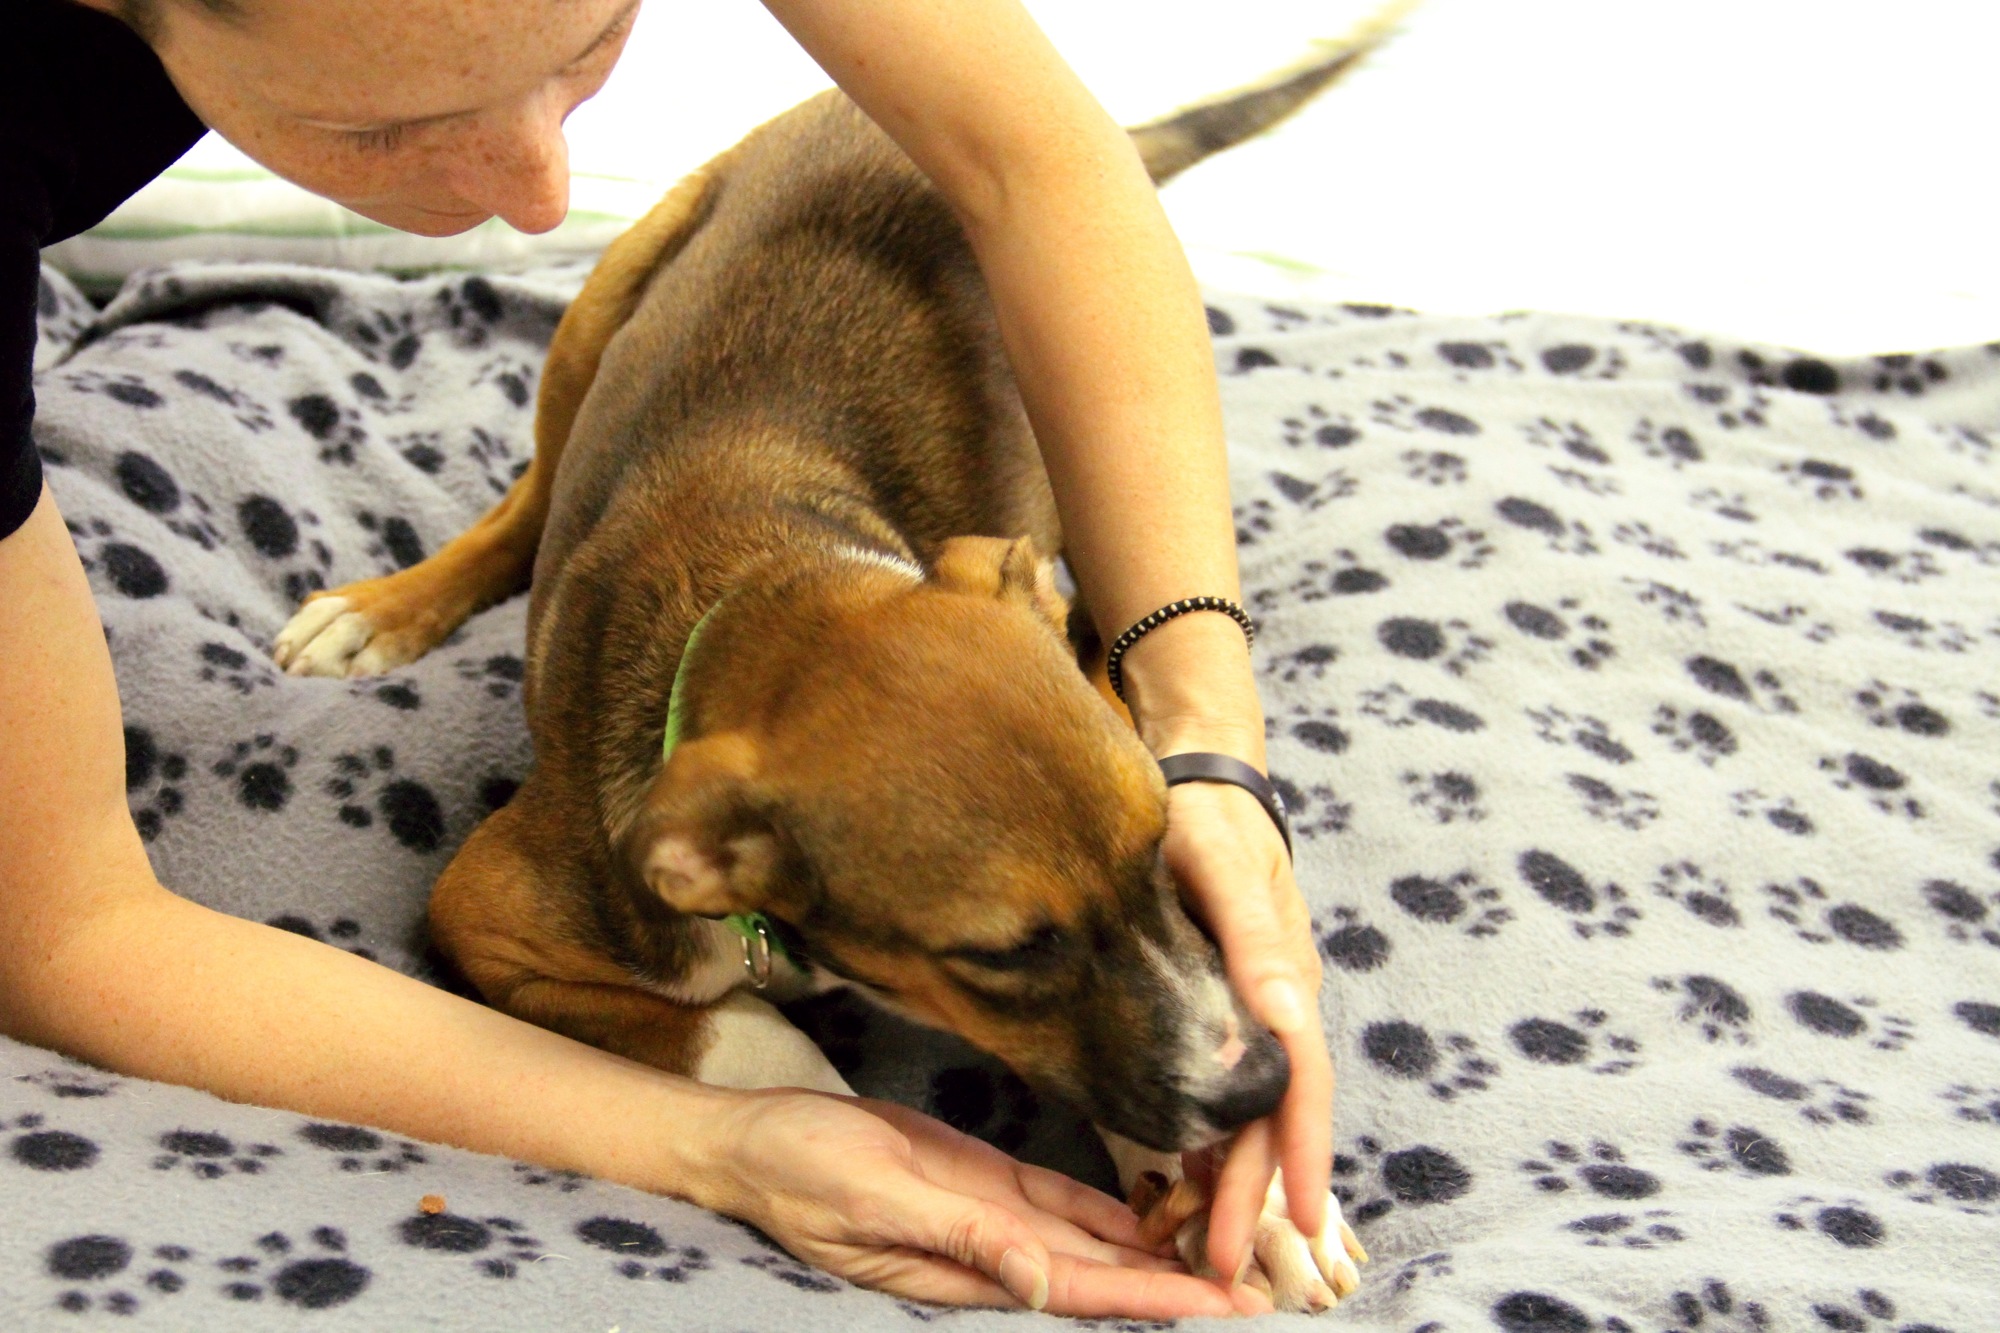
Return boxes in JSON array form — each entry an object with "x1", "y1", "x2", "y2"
[{"x1": 6, "y1": 257, "x2": 1998, "y2": 1332}]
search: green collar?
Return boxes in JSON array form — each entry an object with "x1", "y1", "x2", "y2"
[{"x1": 662, "y1": 599, "x2": 794, "y2": 979}]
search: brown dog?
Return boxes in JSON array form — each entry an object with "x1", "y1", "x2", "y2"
[{"x1": 274, "y1": 22, "x2": 1400, "y2": 1311}]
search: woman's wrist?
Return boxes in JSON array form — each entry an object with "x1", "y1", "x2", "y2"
[{"x1": 1116, "y1": 613, "x2": 1268, "y2": 769}]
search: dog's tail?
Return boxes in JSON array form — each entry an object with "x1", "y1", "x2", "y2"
[{"x1": 1130, "y1": 0, "x2": 1420, "y2": 185}]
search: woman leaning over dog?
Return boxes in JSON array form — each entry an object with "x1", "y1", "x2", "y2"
[{"x1": 0, "y1": 0, "x2": 1332, "y2": 1315}]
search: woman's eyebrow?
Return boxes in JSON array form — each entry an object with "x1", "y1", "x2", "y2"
[{"x1": 302, "y1": 0, "x2": 642, "y2": 133}]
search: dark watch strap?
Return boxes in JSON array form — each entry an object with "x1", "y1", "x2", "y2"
[{"x1": 1158, "y1": 752, "x2": 1292, "y2": 859}]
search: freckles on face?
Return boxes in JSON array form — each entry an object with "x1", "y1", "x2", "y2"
[{"x1": 149, "y1": 0, "x2": 640, "y2": 234}]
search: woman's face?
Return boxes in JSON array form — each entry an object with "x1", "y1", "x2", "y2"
[{"x1": 122, "y1": 0, "x2": 641, "y2": 236}]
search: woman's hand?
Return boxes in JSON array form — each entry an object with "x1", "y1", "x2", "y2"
[
  {"x1": 706, "y1": 1089, "x2": 1272, "y2": 1318},
  {"x1": 1159, "y1": 767, "x2": 1334, "y2": 1281}
]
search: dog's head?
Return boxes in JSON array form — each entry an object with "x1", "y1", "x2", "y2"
[{"x1": 622, "y1": 536, "x2": 1288, "y2": 1152}]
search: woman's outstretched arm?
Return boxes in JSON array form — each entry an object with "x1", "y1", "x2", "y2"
[{"x1": 0, "y1": 485, "x2": 1257, "y2": 1318}]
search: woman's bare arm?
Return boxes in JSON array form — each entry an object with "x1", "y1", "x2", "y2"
[
  {"x1": 0, "y1": 486, "x2": 1252, "y2": 1317},
  {"x1": 760, "y1": 0, "x2": 1336, "y2": 1274}
]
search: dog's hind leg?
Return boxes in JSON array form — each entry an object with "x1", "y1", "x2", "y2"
[{"x1": 273, "y1": 166, "x2": 721, "y2": 678}]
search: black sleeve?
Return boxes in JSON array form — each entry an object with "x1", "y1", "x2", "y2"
[
  {"x1": 1, "y1": 214, "x2": 44, "y2": 543},
  {"x1": 1, "y1": 0, "x2": 207, "y2": 544}
]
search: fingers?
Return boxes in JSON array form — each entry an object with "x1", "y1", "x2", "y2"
[
  {"x1": 882, "y1": 1183, "x2": 1054, "y2": 1309},
  {"x1": 1013, "y1": 1161, "x2": 1156, "y2": 1252},
  {"x1": 1275, "y1": 1021, "x2": 1334, "y2": 1236},
  {"x1": 1043, "y1": 1255, "x2": 1262, "y2": 1320},
  {"x1": 1206, "y1": 1118, "x2": 1277, "y2": 1281}
]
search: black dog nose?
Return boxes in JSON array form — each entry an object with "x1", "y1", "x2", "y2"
[{"x1": 1195, "y1": 1029, "x2": 1291, "y2": 1132}]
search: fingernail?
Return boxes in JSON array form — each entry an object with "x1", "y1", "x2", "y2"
[
  {"x1": 1230, "y1": 1244, "x2": 1255, "y2": 1289},
  {"x1": 999, "y1": 1248, "x2": 1048, "y2": 1311},
  {"x1": 1260, "y1": 978, "x2": 1305, "y2": 1033}
]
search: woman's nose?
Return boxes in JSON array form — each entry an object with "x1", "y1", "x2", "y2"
[{"x1": 445, "y1": 91, "x2": 573, "y2": 235}]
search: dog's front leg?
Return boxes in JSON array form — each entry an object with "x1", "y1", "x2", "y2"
[
  {"x1": 1097, "y1": 1128, "x2": 1362, "y2": 1313},
  {"x1": 692, "y1": 989, "x2": 852, "y2": 1096}
]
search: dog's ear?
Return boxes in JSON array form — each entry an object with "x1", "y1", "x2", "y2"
[
  {"x1": 934, "y1": 535, "x2": 1068, "y2": 632},
  {"x1": 624, "y1": 732, "x2": 783, "y2": 918}
]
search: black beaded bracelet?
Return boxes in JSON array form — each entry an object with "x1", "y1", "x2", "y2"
[{"x1": 1104, "y1": 596, "x2": 1255, "y2": 701}]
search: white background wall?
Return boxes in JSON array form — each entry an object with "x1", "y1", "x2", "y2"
[{"x1": 564, "y1": 0, "x2": 2000, "y2": 354}]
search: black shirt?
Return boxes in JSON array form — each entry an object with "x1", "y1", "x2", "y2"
[{"x1": 2, "y1": 0, "x2": 206, "y2": 542}]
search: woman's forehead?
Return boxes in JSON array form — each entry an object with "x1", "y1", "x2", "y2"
[{"x1": 165, "y1": 0, "x2": 638, "y2": 124}]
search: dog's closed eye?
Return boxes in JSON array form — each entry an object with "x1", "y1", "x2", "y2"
[{"x1": 948, "y1": 924, "x2": 1069, "y2": 971}]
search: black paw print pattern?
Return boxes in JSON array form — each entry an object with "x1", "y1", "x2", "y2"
[
  {"x1": 325, "y1": 747, "x2": 447, "y2": 853},
  {"x1": 1762, "y1": 878, "x2": 1907, "y2": 951},
  {"x1": 1565, "y1": 773, "x2": 1660, "y2": 830},
  {"x1": 1773, "y1": 1197, "x2": 1887, "y2": 1250},
  {"x1": 234, "y1": 492, "x2": 332, "y2": 604},
  {"x1": 1375, "y1": 614, "x2": 1493, "y2": 676},
  {"x1": 1279, "y1": 402, "x2": 1361, "y2": 451},
  {"x1": 1508, "y1": 1010, "x2": 1643, "y2": 1076},
  {"x1": 1521, "y1": 1139, "x2": 1664, "y2": 1204},
  {"x1": 1655, "y1": 973, "x2": 1755, "y2": 1045},
  {"x1": 396, "y1": 1209, "x2": 552, "y2": 1281},
  {"x1": 1679, "y1": 1118, "x2": 1793, "y2": 1179},
  {"x1": 1624, "y1": 575, "x2": 1708, "y2": 627},
  {"x1": 112, "y1": 450, "x2": 225, "y2": 550},
  {"x1": 1732, "y1": 1065, "x2": 1875, "y2": 1127},
  {"x1": 1728, "y1": 788, "x2": 1817, "y2": 836},
  {"x1": 1818, "y1": 750, "x2": 1926, "y2": 820},
  {"x1": 1629, "y1": 416, "x2": 1705, "y2": 468},
  {"x1": 1315, "y1": 906, "x2": 1391, "y2": 974},
  {"x1": 1561, "y1": 1209, "x2": 1689, "y2": 1251},
  {"x1": 1265, "y1": 465, "x2": 1359, "y2": 513},
  {"x1": 1784, "y1": 991, "x2": 1915, "y2": 1051},
  {"x1": 195, "y1": 638, "x2": 278, "y2": 695},
  {"x1": 266, "y1": 913, "x2": 378, "y2": 963},
  {"x1": 1360, "y1": 682, "x2": 1488, "y2": 733},
  {"x1": 1369, "y1": 393, "x2": 1484, "y2": 441},
  {"x1": 1333, "y1": 1136, "x2": 1474, "y2": 1227},
  {"x1": 1923, "y1": 879, "x2": 2000, "y2": 949},
  {"x1": 1382, "y1": 516, "x2": 1494, "y2": 568},
  {"x1": 1502, "y1": 596, "x2": 1616, "y2": 668},
  {"x1": 454, "y1": 651, "x2": 526, "y2": 700},
  {"x1": 467, "y1": 424, "x2": 531, "y2": 495},
  {"x1": 1519, "y1": 849, "x2": 1641, "y2": 939},
  {"x1": 572, "y1": 1216, "x2": 711, "y2": 1284},
  {"x1": 47, "y1": 1227, "x2": 369, "y2": 1314},
  {"x1": 1264, "y1": 642, "x2": 1341, "y2": 685},
  {"x1": 124, "y1": 724, "x2": 189, "y2": 843},
  {"x1": 288, "y1": 391, "x2": 369, "y2": 466},
  {"x1": 1493, "y1": 494, "x2": 1599, "y2": 556},
  {"x1": 68, "y1": 514, "x2": 171, "y2": 601},
  {"x1": 1402, "y1": 769, "x2": 1486, "y2": 825},
  {"x1": 1357, "y1": 1018, "x2": 1500, "y2": 1101},
  {"x1": 1250, "y1": 546, "x2": 1390, "y2": 607},
  {"x1": 1653, "y1": 861, "x2": 1744, "y2": 927},
  {"x1": 1734, "y1": 600, "x2": 1837, "y2": 644},
  {"x1": 1528, "y1": 705, "x2": 1637, "y2": 764},
  {"x1": 1400, "y1": 448, "x2": 1469, "y2": 486},
  {"x1": 296, "y1": 1121, "x2": 428, "y2": 1176},
  {"x1": 1390, "y1": 869, "x2": 1511, "y2": 938},
  {"x1": 150, "y1": 1129, "x2": 283, "y2": 1180},
  {"x1": 212, "y1": 734, "x2": 300, "y2": 814},
  {"x1": 1882, "y1": 1162, "x2": 1999, "y2": 1215},
  {"x1": 1521, "y1": 416, "x2": 1615, "y2": 465},
  {"x1": 1389, "y1": 1249, "x2": 1454, "y2": 1296}
]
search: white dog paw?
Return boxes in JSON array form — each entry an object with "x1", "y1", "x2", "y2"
[
  {"x1": 1247, "y1": 1179, "x2": 1364, "y2": 1313},
  {"x1": 272, "y1": 596, "x2": 380, "y2": 677}
]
